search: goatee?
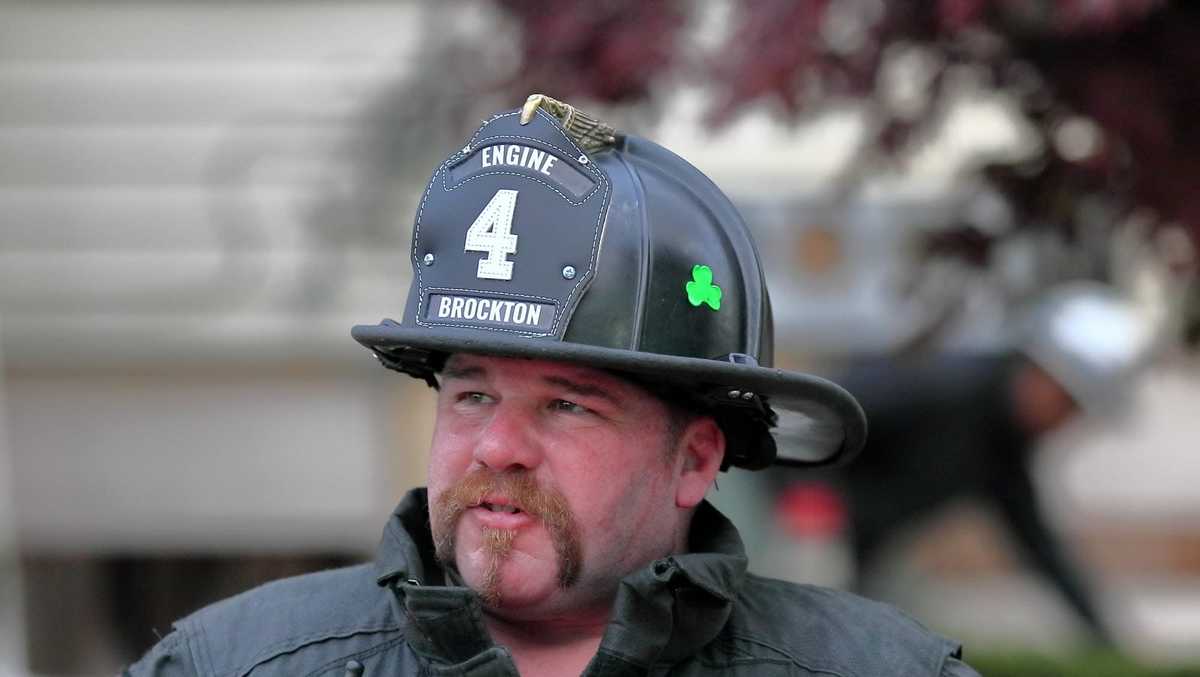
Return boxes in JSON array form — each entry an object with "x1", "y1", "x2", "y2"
[{"x1": 432, "y1": 469, "x2": 583, "y2": 604}]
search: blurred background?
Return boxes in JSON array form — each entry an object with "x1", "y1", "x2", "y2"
[{"x1": 1, "y1": 1, "x2": 1198, "y2": 674}]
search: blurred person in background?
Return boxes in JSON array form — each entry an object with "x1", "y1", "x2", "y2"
[
  {"x1": 774, "y1": 282, "x2": 1155, "y2": 646},
  {"x1": 125, "y1": 95, "x2": 980, "y2": 676}
]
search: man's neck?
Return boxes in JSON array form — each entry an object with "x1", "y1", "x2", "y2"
[{"x1": 484, "y1": 610, "x2": 609, "y2": 677}]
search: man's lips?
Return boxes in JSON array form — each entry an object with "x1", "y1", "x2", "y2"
[
  {"x1": 478, "y1": 501, "x2": 521, "y2": 514},
  {"x1": 468, "y1": 499, "x2": 535, "y2": 529}
]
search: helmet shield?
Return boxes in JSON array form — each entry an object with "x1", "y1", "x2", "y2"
[{"x1": 352, "y1": 99, "x2": 866, "y2": 469}]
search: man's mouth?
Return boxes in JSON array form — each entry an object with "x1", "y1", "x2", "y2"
[
  {"x1": 431, "y1": 470, "x2": 583, "y2": 590},
  {"x1": 469, "y1": 498, "x2": 533, "y2": 529},
  {"x1": 479, "y1": 502, "x2": 522, "y2": 514}
]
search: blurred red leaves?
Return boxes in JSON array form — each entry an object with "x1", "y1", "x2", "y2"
[
  {"x1": 703, "y1": 0, "x2": 836, "y2": 126},
  {"x1": 495, "y1": 0, "x2": 1198, "y2": 257},
  {"x1": 493, "y1": 0, "x2": 688, "y2": 104}
]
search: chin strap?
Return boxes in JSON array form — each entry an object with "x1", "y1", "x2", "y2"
[
  {"x1": 701, "y1": 353, "x2": 779, "y2": 424},
  {"x1": 369, "y1": 321, "x2": 444, "y2": 388},
  {"x1": 678, "y1": 354, "x2": 778, "y2": 471}
]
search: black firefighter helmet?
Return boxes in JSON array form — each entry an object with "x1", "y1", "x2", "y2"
[{"x1": 352, "y1": 95, "x2": 866, "y2": 470}]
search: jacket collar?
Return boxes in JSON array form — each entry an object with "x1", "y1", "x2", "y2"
[
  {"x1": 373, "y1": 487, "x2": 748, "y2": 671},
  {"x1": 373, "y1": 488, "x2": 442, "y2": 587}
]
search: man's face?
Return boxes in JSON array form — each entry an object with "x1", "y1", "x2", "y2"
[{"x1": 427, "y1": 354, "x2": 696, "y2": 619}]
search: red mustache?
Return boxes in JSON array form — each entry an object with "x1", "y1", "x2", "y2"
[{"x1": 432, "y1": 468, "x2": 582, "y2": 589}]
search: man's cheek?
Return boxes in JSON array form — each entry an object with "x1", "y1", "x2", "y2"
[
  {"x1": 426, "y1": 462, "x2": 464, "y2": 504},
  {"x1": 452, "y1": 515, "x2": 485, "y2": 559}
]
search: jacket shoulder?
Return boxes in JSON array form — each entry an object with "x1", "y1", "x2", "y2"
[
  {"x1": 720, "y1": 575, "x2": 961, "y2": 677},
  {"x1": 173, "y1": 563, "x2": 403, "y2": 676}
]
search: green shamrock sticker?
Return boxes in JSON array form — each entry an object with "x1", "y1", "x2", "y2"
[{"x1": 685, "y1": 264, "x2": 722, "y2": 311}]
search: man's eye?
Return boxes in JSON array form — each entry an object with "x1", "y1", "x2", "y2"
[
  {"x1": 458, "y1": 392, "x2": 493, "y2": 405},
  {"x1": 551, "y1": 399, "x2": 589, "y2": 414}
]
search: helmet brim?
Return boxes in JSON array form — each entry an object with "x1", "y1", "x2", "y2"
[{"x1": 352, "y1": 321, "x2": 866, "y2": 469}]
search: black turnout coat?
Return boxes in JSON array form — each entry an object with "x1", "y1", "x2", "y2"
[{"x1": 126, "y1": 489, "x2": 978, "y2": 676}]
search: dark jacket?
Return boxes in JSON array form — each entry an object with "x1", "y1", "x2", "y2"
[{"x1": 126, "y1": 489, "x2": 979, "y2": 676}]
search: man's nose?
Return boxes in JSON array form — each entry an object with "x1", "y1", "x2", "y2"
[{"x1": 473, "y1": 403, "x2": 543, "y2": 471}]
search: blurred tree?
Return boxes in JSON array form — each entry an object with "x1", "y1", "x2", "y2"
[
  {"x1": 492, "y1": 0, "x2": 689, "y2": 104},
  {"x1": 492, "y1": 0, "x2": 1200, "y2": 345}
]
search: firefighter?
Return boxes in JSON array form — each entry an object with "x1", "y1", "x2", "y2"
[{"x1": 127, "y1": 95, "x2": 978, "y2": 677}]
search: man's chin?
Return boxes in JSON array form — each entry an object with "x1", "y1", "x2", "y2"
[{"x1": 459, "y1": 549, "x2": 562, "y2": 611}]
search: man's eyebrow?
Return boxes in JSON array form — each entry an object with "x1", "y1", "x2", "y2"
[
  {"x1": 541, "y1": 375, "x2": 620, "y2": 405},
  {"x1": 441, "y1": 364, "x2": 487, "y2": 381}
]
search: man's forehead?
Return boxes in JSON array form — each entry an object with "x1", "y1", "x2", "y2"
[{"x1": 442, "y1": 353, "x2": 642, "y2": 392}]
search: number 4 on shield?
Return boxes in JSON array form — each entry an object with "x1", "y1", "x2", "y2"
[{"x1": 465, "y1": 189, "x2": 519, "y2": 280}]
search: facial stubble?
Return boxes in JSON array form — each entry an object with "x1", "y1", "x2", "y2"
[{"x1": 432, "y1": 469, "x2": 582, "y2": 607}]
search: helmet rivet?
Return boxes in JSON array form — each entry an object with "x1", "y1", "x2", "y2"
[
  {"x1": 423, "y1": 253, "x2": 435, "y2": 266},
  {"x1": 578, "y1": 154, "x2": 589, "y2": 164},
  {"x1": 742, "y1": 391, "x2": 755, "y2": 401},
  {"x1": 727, "y1": 390, "x2": 741, "y2": 399},
  {"x1": 562, "y1": 265, "x2": 577, "y2": 280}
]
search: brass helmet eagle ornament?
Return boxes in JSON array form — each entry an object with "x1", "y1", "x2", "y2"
[{"x1": 353, "y1": 94, "x2": 867, "y2": 470}]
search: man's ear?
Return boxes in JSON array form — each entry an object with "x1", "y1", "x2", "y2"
[{"x1": 675, "y1": 416, "x2": 726, "y2": 509}]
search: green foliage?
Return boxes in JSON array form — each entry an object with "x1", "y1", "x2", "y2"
[{"x1": 968, "y1": 650, "x2": 1200, "y2": 677}]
